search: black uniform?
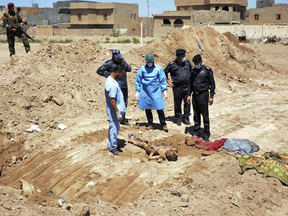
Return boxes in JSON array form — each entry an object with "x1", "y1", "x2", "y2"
[
  {"x1": 190, "y1": 64, "x2": 215, "y2": 139},
  {"x1": 97, "y1": 58, "x2": 132, "y2": 123},
  {"x1": 164, "y1": 59, "x2": 192, "y2": 122}
]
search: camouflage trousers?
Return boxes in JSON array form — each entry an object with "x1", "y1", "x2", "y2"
[{"x1": 7, "y1": 30, "x2": 30, "y2": 56}]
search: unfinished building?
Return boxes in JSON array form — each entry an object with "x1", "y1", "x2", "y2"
[
  {"x1": 246, "y1": 3, "x2": 288, "y2": 25},
  {"x1": 69, "y1": 2, "x2": 140, "y2": 35},
  {"x1": 153, "y1": 0, "x2": 247, "y2": 37}
]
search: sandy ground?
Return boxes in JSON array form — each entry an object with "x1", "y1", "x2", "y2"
[{"x1": 1, "y1": 27, "x2": 288, "y2": 215}]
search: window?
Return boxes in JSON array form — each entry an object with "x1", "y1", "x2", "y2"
[
  {"x1": 104, "y1": 13, "x2": 107, "y2": 21},
  {"x1": 276, "y1": 14, "x2": 281, "y2": 20},
  {"x1": 131, "y1": 14, "x2": 133, "y2": 20},
  {"x1": 174, "y1": 19, "x2": 183, "y2": 27},
  {"x1": 215, "y1": 6, "x2": 219, "y2": 11},
  {"x1": 254, "y1": 14, "x2": 259, "y2": 20},
  {"x1": 77, "y1": 13, "x2": 81, "y2": 21},
  {"x1": 223, "y1": 6, "x2": 229, "y2": 11},
  {"x1": 162, "y1": 19, "x2": 171, "y2": 26},
  {"x1": 134, "y1": 14, "x2": 136, "y2": 21},
  {"x1": 132, "y1": 29, "x2": 135, "y2": 32}
]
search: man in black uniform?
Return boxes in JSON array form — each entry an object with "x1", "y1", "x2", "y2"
[
  {"x1": 164, "y1": 49, "x2": 192, "y2": 126},
  {"x1": 190, "y1": 54, "x2": 215, "y2": 141},
  {"x1": 97, "y1": 49, "x2": 132, "y2": 125}
]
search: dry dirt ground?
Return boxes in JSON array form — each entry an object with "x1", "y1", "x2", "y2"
[{"x1": 1, "y1": 26, "x2": 288, "y2": 215}]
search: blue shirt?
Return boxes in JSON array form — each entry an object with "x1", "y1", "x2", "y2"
[{"x1": 105, "y1": 76, "x2": 126, "y2": 117}]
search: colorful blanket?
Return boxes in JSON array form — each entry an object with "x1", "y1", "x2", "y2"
[{"x1": 238, "y1": 152, "x2": 288, "y2": 185}]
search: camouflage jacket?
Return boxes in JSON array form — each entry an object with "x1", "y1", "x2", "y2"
[{"x1": 2, "y1": 11, "x2": 23, "y2": 31}]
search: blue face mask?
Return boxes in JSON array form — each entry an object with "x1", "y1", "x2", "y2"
[
  {"x1": 194, "y1": 64, "x2": 201, "y2": 69},
  {"x1": 181, "y1": 57, "x2": 186, "y2": 63}
]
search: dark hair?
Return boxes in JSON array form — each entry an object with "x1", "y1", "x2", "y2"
[
  {"x1": 166, "y1": 149, "x2": 178, "y2": 161},
  {"x1": 114, "y1": 65, "x2": 125, "y2": 73}
]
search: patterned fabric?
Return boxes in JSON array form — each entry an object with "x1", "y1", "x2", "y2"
[{"x1": 238, "y1": 152, "x2": 288, "y2": 185}]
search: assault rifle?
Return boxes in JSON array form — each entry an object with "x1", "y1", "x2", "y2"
[{"x1": 3, "y1": 8, "x2": 36, "y2": 43}]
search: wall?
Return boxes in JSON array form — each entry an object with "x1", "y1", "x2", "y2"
[
  {"x1": 174, "y1": 0, "x2": 247, "y2": 7},
  {"x1": 256, "y1": 0, "x2": 274, "y2": 8},
  {"x1": 27, "y1": 7, "x2": 70, "y2": 25},
  {"x1": 26, "y1": 25, "x2": 54, "y2": 36},
  {"x1": 209, "y1": 24, "x2": 288, "y2": 38},
  {"x1": 192, "y1": 11, "x2": 241, "y2": 24},
  {"x1": 53, "y1": 28, "x2": 113, "y2": 36}
]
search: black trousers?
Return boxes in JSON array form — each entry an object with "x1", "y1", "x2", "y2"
[
  {"x1": 145, "y1": 109, "x2": 166, "y2": 126},
  {"x1": 192, "y1": 91, "x2": 210, "y2": 137},
  {"x1": 173, "y1": 84, "x2": 191, "y2": 120},
  {"x1": 121, "y1": 88, "x2": 128, "y2": 108}
]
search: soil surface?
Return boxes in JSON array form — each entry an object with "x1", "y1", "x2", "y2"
[{"x1": 1, "y1": 27, "x2": 288, "y2": 215}]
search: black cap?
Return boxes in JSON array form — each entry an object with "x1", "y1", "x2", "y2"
[
  {"x1": 112, "y1": 49, "x2": 120, "y2": 55},
  {"x1": 176, "y1": 49, "x2": 186, "y2": 56},
  {"x1": 192, "y1": 54, "x2": 202, "y2": 63}
]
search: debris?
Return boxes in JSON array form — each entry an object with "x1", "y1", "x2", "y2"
[
  {"x1": 20, "y1": 179, "x2": 35, "y2": 197},
  {"x1": 58, "y1": 196, "x2": 68, "y2": 207},
  {"x1": 26, "y1": 124, "x2": 41, "y2": 133},
  {"x1": 47, "y1": 190, "x2": 54, "y2": 194},
  {"x1": 11, "y1": 156, "x2": 17, "y2": 164},
  {"x1": 181, "y1": 194, "x2": 190, "y2": 202},
  {"x1": 196, "y1": 38, "x2": 204, "y2": 52},
  {"x1": 58, "y1": 123, "x2": 67, "y2": 130}
]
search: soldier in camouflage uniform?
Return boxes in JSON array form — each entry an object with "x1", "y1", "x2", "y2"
[{"x1": 2, "y1": 3, "x2": 30, "y2": 56}]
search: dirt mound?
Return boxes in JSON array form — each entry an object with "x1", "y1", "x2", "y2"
[{"x1": 126, "y1": 26, "x2": 280, "y2": 80}]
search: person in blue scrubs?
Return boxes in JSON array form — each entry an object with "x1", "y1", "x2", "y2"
[
  {"x1": 135, "y1": 53, "x2": 168, "y2": 132},
  {"x1": 105, "y1": 65, "x2": 126, "y2": 155}
]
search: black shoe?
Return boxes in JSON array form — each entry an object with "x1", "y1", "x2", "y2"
[
  {"x1": 192, "y1": 130, "x2": 200, "y2": 137},
  {"x1": 203, "y1": 136, "x2": 210, "y2": 142},
  {"x1": 182, "y1": 119, "x2": 191, "y2": 125},
  {"x1": 177, "y1": 118, "x2": 182, "y2": 126},
  {"x1": 121, "y1": 119, "x2": 130, "y2": 126}
]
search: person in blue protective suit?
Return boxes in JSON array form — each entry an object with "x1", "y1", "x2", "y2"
[
  {"x1": 135, "y1": 53, "x2": 168, "y2": 132},
  {"x1": 105, "y1": 65, "x2": 126, "y2": 155}
]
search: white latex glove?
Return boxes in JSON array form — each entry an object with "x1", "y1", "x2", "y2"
[
  {"x1": 135, "y1": 91, "x2": 139, "y2": 100},
  {"x1": 116, "y1": 111, "x2": 122, "y2": 122},
  {"x1": 163, "y1": 90, "x2": 168, "y2": 99}
]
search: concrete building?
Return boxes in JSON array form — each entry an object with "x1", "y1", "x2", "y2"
[
  {"x1": 69, "y1": 2, "x2": 140, "y2": 35},
  {"x1": 153, "y1": 0, "x2": 247, "y2": 37},
  {"x1": 26, "y1": 1, "x2": 88, "y2": 25},
  {"x1": 246, "y1": 4, "x2": 288, "y2": 24}
]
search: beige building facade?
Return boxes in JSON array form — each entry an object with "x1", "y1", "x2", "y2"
[
  {"x1": 70, "y1": 2, "x2": 140, "y2": 36},
  {"x1": 246, "y1": 4, "x2": 288, "y2": 25},
  {"x1": 153, "y1": 0, "x2": 247, "y2": 37}
]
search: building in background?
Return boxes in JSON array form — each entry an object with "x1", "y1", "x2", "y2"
[
  {"x1": 26, "y1": 1, "x2": 83, "y2": 25},
  {"x1": 153, "y1": 0, "x2": 247, "y2": 37},
  {"x1": 246, "y1": 3, "x2": 288, "y2": 24},
  {"x1": 69, "y1": 2, "x2": 139, "y2": 36}
]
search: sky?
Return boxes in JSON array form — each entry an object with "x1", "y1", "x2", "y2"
[{"x1": 3, "y1": 0, "x2": 288, "y2": 17}]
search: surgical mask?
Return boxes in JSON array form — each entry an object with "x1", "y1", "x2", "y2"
[
  {"x1": 147, "y1": 63, "x2": 154, "y2": 67},
  {"x1": 194, "y1": 64, "x2": 201, "y2": 69},
  {"x1": 181, "y1": 57, "x2": 186, "y2": 63}
]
